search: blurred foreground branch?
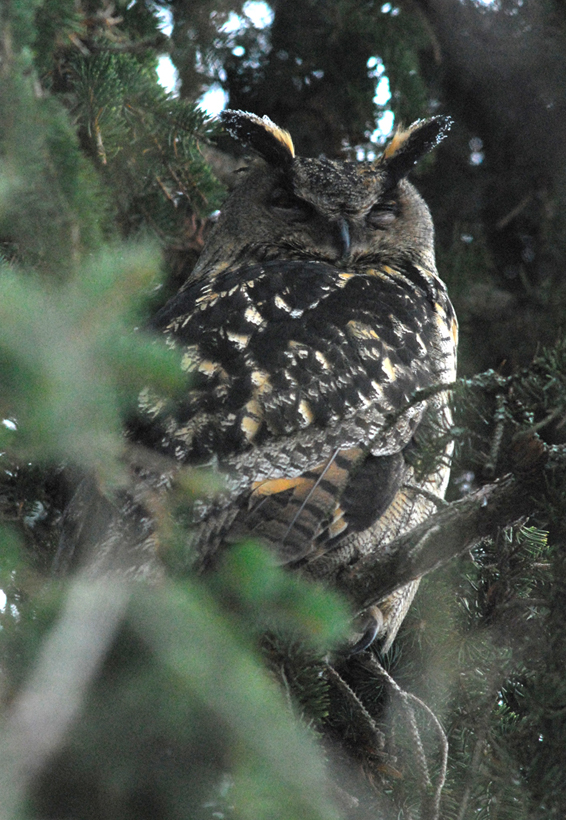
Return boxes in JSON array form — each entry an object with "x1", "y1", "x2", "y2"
[{"x1": 0, "y1": 580, "x2": 130, "y2": 820}]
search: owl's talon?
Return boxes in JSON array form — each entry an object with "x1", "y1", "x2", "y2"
[{"x1": 347, "y1": 607, "x2": 385, "y2": 655}]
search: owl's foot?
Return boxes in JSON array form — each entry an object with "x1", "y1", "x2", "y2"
[{"x1": 348, "y1": 606, "x2": 385, "y2": 654}]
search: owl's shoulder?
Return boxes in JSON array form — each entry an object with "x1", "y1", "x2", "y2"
[{"x1": 152, "y1": 257, "x2": 448, "y2": 343}]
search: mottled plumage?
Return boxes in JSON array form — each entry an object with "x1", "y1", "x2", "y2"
[
  {"x1": 131, "y1": 110, "x2": 457, "y2": 650},
  {"x1": 63, "y1": 110, "x2": 457, "y2": 651}
]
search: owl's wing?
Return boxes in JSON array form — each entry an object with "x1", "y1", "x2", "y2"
[{"x1": 136, "y1": 258, "x2": 456, "y2": 568}]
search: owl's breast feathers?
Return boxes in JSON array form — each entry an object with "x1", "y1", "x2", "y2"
[{"x1": 132, "y1": 259, "x2": 457, "y2": 570}]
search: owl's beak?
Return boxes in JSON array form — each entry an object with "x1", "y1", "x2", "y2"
[{"x1": 336, "y1": 217, "x2": 351, "y2": 261}]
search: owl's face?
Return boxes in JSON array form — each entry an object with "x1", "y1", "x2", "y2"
[{"x1": 194, "y1": 112, "x2": 451, "y2": 279}]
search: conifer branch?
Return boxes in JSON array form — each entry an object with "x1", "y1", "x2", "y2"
[
  {"x1": 338, "y1": 438, "x2": 551, "y2": 613},
  {"x1": 362, "y1": 654, "x2": 448, "y2": 820}
]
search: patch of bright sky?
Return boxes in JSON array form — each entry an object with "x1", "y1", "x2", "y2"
[
  {"x1": 155, "y1": 5, "x2": 178, "y2": 95},
  {"x1": 197, "y1": 1, "x2": 274, "y2": 115},
  {"x1": 156, "y1": 1, "x2": 395, "y2": 139},
  {"x1": 0, "y1": 589, "x2": 6, "y2": 613},
  {"x1": 157, "y1": 55, "x2": 179, "y2": 95},
  {"x1": 223, "y1": 1, "x2": 274, "y2": 33},
  {"x1": 469, "y1": 136, "x2": 484, "y2": 165},
  {"x1": 198, "y1": 85, "x2": 229, "y2": 117},
  {"x1": 156, "y1": 1, "x2": 274, "y2": 109},
  {"x1": 367, "y1": 57, "x2": 394, "y2": 143}
]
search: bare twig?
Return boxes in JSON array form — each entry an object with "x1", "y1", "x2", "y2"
[
  {"x1": 363, "y1": 653, "x2": 448, "y2": 820},
  {"x1": 495, "y1": 194, "x2": 532, "y2": 231},
  {"x1": 324, "y1": 662, "x2": 386, "y2": 754},
  {"x1": 324, "y1": 653, "x2": 448, "y2": 817},
  {"x1": 483, "y1": 392, "x2": 506, "y2": 477}
]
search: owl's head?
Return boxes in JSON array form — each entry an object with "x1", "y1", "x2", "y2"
[{"x1": 194, "y1": 110, "x2": 452, "y2": 278}]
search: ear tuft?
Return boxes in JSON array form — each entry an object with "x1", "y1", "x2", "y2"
[
  {"x1": 220, "y1": 110, "x2": 295, "y2": 168},
  {"x1": 380, "y1": 115, "x2": 452, "y2": 184}
]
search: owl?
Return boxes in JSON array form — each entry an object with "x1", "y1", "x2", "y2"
[
  {"x1": 65, "y1": 110, "x2": 457, "y2": 652},
  {"x1": 123, "y1": 109, "x2": 458, "y2": 652}
]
